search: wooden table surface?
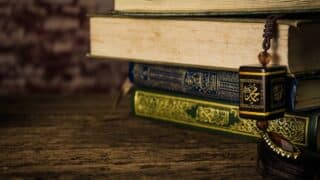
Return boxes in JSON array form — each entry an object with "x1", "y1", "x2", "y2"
[{"x1": 0, "y1": 95, "x2": 263, "y2": 179}]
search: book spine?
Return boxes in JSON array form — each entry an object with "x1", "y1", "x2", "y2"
[
  {"x1": 133, "y1": 89, "x2": 319, "y2": 152},
  {"x1": 129, "y1": 63, "x2": 239, "y2": 104},
  {"x1": 129, "y1": 63, "x2": 301, "y2": 110}
]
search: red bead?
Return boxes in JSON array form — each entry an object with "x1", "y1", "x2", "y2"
[
  {"x1": 256, "y1": 120, "x2": 268, "y2": 130},
  {"x1": 258, "y1": 52, "x2": 272, "y2": 66}
]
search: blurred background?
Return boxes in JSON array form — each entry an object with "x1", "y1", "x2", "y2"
[{"x1": 0, "y1": 0, "x2": 127, "y2": 95}]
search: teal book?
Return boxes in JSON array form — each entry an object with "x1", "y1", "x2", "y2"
[{"x1": 133, "y1": 89, "x2": 320, "y2": 152}]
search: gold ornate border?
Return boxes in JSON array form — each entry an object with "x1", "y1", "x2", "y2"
[{"x1": 134, "y1": 90, "x2": 309, "y2": 146}]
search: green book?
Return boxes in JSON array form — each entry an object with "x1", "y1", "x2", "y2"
[{"x1": 133, "y1": 89, "x2": 320, "y2": 152}]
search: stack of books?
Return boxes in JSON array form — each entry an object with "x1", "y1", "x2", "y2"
[{"x1": 89, "y1": 0, "x2": 320, "y2": 154}]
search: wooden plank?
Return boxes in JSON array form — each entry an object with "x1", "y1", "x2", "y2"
[{"x1": 0, "y1": 95, "x2": 262, "y2": 179}]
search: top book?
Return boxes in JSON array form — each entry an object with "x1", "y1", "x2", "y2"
[
  {"x1": 114, "y1": 0, "x2": 320, "y2": 15},
  {"x1": 89, "y1": 16, "x2": 320, "y2": 73}
]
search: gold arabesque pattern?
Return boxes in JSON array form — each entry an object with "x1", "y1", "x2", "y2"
[{"x1": 134, "y1": 90, "x2": 308, "y2": 145}]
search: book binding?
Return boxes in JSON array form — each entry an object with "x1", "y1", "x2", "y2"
[
  {"x1": 129, "y1": 63, "x2": 239, "y2": 103},
  {"x1": 133, "y1": 89, "x2": 320, "y2": 152},
  {"x1": 129, "y1": 63, "x2": 304, "y2": 110}
]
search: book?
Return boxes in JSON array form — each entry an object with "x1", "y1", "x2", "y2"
[
  {"x1": 129, "y1": 62, "x2": 239, "y2": 103},
  {"x1": 89, "y1": 16, "x2": 320, "y2": 73},
  {"x1": 130, "y1": 63, "x2": 320, "y2": 111},
  {"x1": 114, "y1": 0, "x2": 320, "y2": 15},
  {"x1": 133, "y1": 88, "x2": 320, "y2": 152}
]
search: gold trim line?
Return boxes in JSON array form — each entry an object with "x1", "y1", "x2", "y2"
[
  {"x1": 240, "y1": 70, "x2": 286, "y2": 76},
  {"x1": 240, "y1": 109, "x2": 286, "y2": 116}
]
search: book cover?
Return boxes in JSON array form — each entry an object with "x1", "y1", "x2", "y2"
[
  {"x1": 89, "y1": 16, "x2": 320, "y2": 74},
  {"x1": 129, "y1": 62, "x2": 239, "y2": 104},
  {"x1": 114, "y1": 0, "x2": 320, "y2": 15},
  {"x1": 130, "y1": 63, "x2": 320, "y2": 111},
  {"x1": 133, "y1": 89, "x2": 320, "y2": 152}
]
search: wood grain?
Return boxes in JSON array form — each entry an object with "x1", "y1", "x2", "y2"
[{"x1": 0, "y1": 95, "x2": 263, "y2": 179}]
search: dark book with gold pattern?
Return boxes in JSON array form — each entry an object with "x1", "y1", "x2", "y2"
[
  {"x1": 132, "y1": 88, "x2": 320, "y2": 152},
  {"x1": 129, "y1": 63, "x2": 320, "y2": 111}
]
